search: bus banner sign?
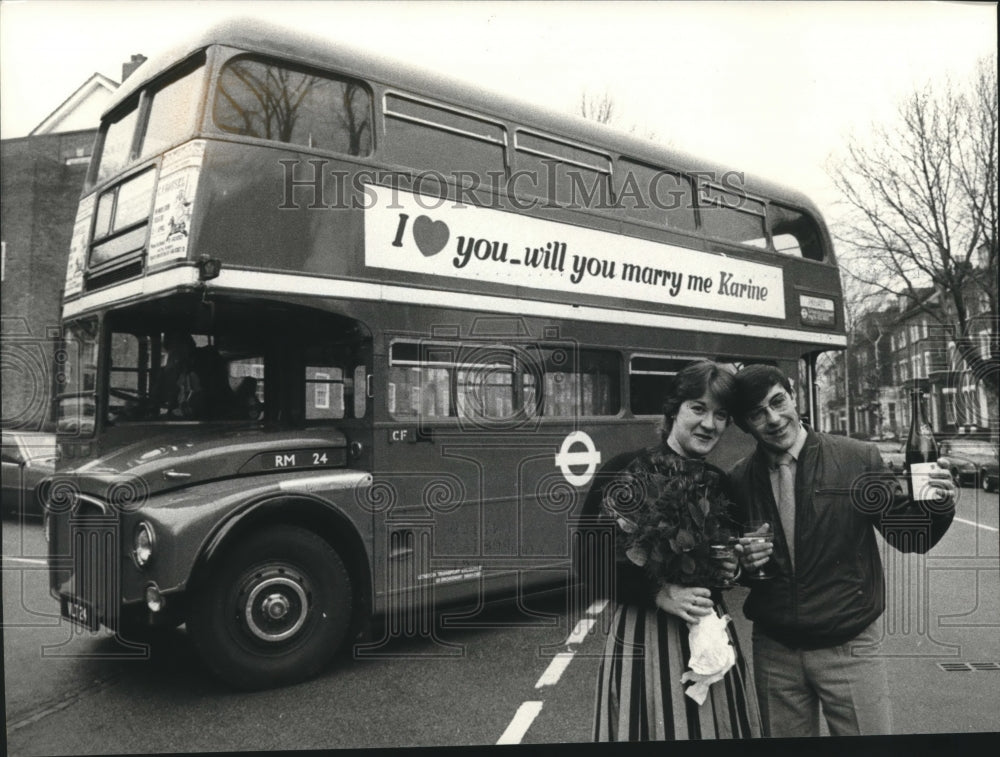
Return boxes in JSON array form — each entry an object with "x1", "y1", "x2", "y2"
[{"x1": 364, "y1": 185, "x2": 786, "y2": 320}]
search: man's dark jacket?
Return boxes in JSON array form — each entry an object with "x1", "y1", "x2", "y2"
[{"x1": 728, "y1": 427, "x2": 954, "y2": 649}]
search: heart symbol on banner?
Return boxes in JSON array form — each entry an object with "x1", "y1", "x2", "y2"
[{"x1": 413, "y1": 215, "x2": 450, "y2": 256}]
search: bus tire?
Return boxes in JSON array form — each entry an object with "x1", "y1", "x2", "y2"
[{"x1": 188, "y1": 525, "x2": 352, "y2": 690}]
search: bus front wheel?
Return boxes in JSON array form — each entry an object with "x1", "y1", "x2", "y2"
[{"x1": 188, "y1": 525, "x2": 352, "y2": 689}]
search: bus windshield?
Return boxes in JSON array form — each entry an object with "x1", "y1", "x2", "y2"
[
  {"x1": 101, "y1": 298, "x2": 370, "y2": 428},
  {"x1": 54, "y1": 318, "x2": 99, "y2": 435},
  {"x1": 108, "y1": 324, "x2": 266, "y2": 424}
]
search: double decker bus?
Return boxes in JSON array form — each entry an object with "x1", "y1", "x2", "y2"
[{"x1": 47, "y1": 19, "x2": 846, "y2": 689}]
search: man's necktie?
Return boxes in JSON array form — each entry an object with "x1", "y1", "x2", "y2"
[{"x1": 775, "y1": 453, "x2": 795, "y2": 568}]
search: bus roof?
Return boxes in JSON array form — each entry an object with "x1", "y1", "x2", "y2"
[{"x1": 110, "y1": 17, "x2": 826, "y2": 221}]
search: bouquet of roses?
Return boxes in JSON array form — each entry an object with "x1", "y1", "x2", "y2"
[
  {"x1": 604, "y1": 449, "x2": 740, "y2": 704},
  {"x1": 605, "y1": 450, "x2": 739, "y2": 589}
]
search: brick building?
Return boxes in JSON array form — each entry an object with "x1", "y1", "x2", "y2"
[
  {"x1": 1, "y1": 58, "x2": 144, "y2": 429},
  {"x1": 818, "y1": 286, "x2": 995, "y2": 439}
]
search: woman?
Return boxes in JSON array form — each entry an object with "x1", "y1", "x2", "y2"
[{"x1": 592, "y1": 360, "x2": 761, "y2": 740}]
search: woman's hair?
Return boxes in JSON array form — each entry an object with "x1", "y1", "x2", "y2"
[{"x1": 659, "y1": 360, "x2": 736, "y2": 443}]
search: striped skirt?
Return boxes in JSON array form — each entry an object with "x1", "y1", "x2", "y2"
[{"x1": 593, "y1": 596, "x2": 761, "y2": 740}]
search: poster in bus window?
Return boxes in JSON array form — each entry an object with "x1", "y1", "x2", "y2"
[
  {"x1": 147, "y1": 140, "x2": 207, "y2": 268},
  {"x1": 65, "y1": 195, "x2": 94, "y2": 296},
  {"x1": 363, "y1": 185, "x2": 786, "y2": 320}
]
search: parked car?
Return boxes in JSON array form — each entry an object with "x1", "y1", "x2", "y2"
[
  {"x1": 937, "y1": 437, "x2": 999, "y2": 490},
  {"x1": 0, "y1": 430, "x2": 56, "y2": 517},
  {"x1": 873, "y1": 439, "x2": 906, "y2": 474},
  {"x1": 982, "y1": 467, "x2": 999, "y2": 494}
]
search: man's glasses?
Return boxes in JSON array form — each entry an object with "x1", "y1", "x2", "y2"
[{"x1": 746, "y1": 392, "x2": 791, "y2": 425}]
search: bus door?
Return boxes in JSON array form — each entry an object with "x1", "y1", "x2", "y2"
[{"x1": 376, "y1": 339, "x2": 542, "y2": 613}]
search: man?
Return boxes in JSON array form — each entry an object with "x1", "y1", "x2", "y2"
[{"x1": 729, "y1": 364, "x2": 955, "y2": 738}]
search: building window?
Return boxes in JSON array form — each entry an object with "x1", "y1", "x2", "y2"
[
  {"x1": 947, "y1": 341, "x2": 960, "y2": 370},
  {"x1": 305, "y1": 368, "x2": 344, "y2": 419},
  {"x1": 944, "y1": 389, "x2": 957, "y2": 425},
  {"x1": 960, "y1": 374, "x2": 982, "y2": 426},
  {"x1": 980, "y1": 329, "x2": 992, "y2": 359}
]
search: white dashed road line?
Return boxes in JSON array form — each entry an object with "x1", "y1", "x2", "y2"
[
  {"x1": 497, "y1": 701, "x2": 545, "y2": 745},
  {"x1": 2, "y1": 557, "x2": 48, "y2": 566},
  {"x1": 496, "y1": 599, "x2": 608, "y2": 745},
  {"x1": 954, "y1": 517, "x2": 998, "y2": 532},
  {"x1": 534, "y1": 652, "x2": 575, "y2": 689}
]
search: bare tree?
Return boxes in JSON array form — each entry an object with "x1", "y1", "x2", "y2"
[
  {"x1": 579, "y1": 90, "x2": 616, "y2": 125},
  {"x1": 578, "y1": 89, "x2": 658, "y2": 142},
  {"x1": 829, "y1": 56, "x2": 998, "y2": 410}
]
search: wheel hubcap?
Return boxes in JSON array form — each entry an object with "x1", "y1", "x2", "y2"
[
  {"x1": 262, "y1": 593, "x2": 291, "y2": 620},
  {"x1": 241, "y1": 570, "x2": 309, "y2": 643}
]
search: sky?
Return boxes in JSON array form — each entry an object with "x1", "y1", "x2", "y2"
[{"x1": 0, "y1": 0, "x2": 996, "y2": 223}]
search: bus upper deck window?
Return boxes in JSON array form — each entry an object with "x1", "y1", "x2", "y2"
[
  {"x1": 383, "y1": 94, "x2": 506, "y2": 189},
  {"x1": 767, "y1": 204, "x2": 826, "y2": 261},
  {"x1": 514, "y1": 131, "x2": 612, "y2": 209},
  {"x1": 213, "y1": 56, "x2": 373, "y2": 156},
  {"x1": 139, "y1": 57, "x2": 206, "y2": 160},
  {"x1": 698, "y1": 185, "x2": 767, "y2": 248},
  {"x1": 96, "y1": 105, "x2": 140, "y2": 184},
  {"x1": 618, "y1": 159, "x2": 696, "y2": 232}
]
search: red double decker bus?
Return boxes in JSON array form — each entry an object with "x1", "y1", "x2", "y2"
[{"x1": 47, "y1": 19, "x2": 846, "y2": 688}]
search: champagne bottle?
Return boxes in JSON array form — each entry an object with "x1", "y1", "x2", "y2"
[{"x1": 905, "y1": 389, "x2": 939, "y2": 503}]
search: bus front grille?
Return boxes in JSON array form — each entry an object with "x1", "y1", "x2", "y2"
[{"x1": 68, "y1": 514, "x2": 120, "y2": 630}]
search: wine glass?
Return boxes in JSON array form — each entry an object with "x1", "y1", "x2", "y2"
[{"x1": 742, "y1": 520, "x2": 775, "y2": 580}]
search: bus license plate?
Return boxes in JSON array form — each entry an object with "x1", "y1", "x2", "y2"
[{"x1": 61, "y1": 595, "x2": 99, "y2": 631}]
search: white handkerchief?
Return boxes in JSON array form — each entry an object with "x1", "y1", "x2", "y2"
[{"x1": 680, "y1": 611, "x2": 736, "y2": 705}]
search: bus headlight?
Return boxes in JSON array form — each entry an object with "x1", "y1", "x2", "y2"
[{"x1": 132, "y1": 522, "x2": 156, "y2": 568}]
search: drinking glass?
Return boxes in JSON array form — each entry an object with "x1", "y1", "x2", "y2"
[
  {"x1": 709, "y1": 540, "x2": 738, "y2": 589},
  {"x1": 742, "y1": 520, "x2": 774, "y2": 580}
]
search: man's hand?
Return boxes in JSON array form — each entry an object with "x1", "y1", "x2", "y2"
[
  {"x1": 735, "y1": 522, "x2": 774, "y2": 573},
  {"x1": 927, "y1": 465, "x2": 958, "y2": 508}
]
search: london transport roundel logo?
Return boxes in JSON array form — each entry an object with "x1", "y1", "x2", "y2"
[{"x1": 555, "y1": 431, "x2": 602, "y2": 487}]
